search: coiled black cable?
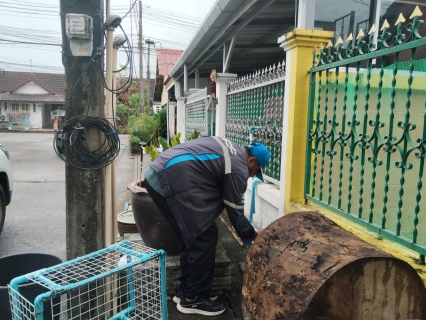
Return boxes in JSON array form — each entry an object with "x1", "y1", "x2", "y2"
[{"x1": 53, "y1": 116, "x2": 120, "y2": 170}]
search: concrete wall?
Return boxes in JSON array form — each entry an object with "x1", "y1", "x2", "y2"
[{"x1": 244, "y1": 182, "x2": 281, "y2": 230}]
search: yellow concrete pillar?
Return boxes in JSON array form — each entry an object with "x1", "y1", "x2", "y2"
[{"x1": 278, "y1": 29, "x2": 333, "y2": 214}]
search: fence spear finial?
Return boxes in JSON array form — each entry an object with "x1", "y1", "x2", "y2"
[
  {"x1": 345, "y1": 33, "x2": 353, "y2": 43},
  {"x1": 380, "y1": 19, "x2": 390, "y2": 31},
  {"x1": 335, "y1": 37, "x2": 343, "y2": 46},
  {"x1": 394, "y1": 13, "x2": 406, "y2": 26},
  {"x1": 410, "y1": 5, "x2": 423, "y2": 19},
  {"x1": 368, "y1": 24, "x2": 376, "y2": 35},
  {"x1": 356, "y1": 29, "x2": 365, "y2": 40},
  {"x1": 326, "y1": 40, "x2": 333, "y2": 48}
]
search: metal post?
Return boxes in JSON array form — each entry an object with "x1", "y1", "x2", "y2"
[
  {"x1": 105, "y1": 2, "x2": 114, "y2": 247},
  {"x1": 166, "y1": 100, "x2": 169, "y2": 143},
  {"x1": 147, "y1": 41, "x2": 150, "y2": 115},
  {"x1": 195, "y1": 68, "x2": 199, "y2": 88},
  {"x1": 145, "y1": 39, "x2": 154, "y2": 115},
  {"x1": 138, "y1": 0, "x2": 144, "y2": 114},
  {"x1": 183, "y1": 64, "x2": 188, "y2": 94}
]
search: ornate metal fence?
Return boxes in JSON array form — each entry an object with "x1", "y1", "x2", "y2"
[
  {"x1": 185, "y1": 88, "x2": 216, "y2": 138},
  {"x1": 226, "y1": 62, "x2": 285, "y2": 184},
  {"x1": 305, "y1": 7, "x2": 426, "y2": 261},
  {"x1": 8, "y1": 113, "x2": 29, "y2": 130}
]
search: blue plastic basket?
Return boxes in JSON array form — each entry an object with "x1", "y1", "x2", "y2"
[{"x1": 8, "y1": 241, "x2": 168, "y2": 319}]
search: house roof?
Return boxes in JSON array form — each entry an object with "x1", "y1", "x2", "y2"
[
  {"x1": 0, "y1": 93, "x2": 64, "y2": 103},
  {"x1": 169, "y1": 0, "x2": 294, "y2": 80},
  {"x1": 156, "y1": 49, "x2": 184, "y2": 80},
  {"x1": 0, "y1": 71, "x2": 65, "y2": 95}
]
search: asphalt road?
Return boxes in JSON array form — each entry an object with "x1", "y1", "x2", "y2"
[{"x1": 0, "y1": 132, "x2": 136, "y2": 261}]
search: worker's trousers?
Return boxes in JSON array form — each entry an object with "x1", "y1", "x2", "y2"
[{"x1": 143, "y1": 179, "x2": 218, "y2": 300}]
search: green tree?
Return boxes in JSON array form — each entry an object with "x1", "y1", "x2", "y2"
[
  {"x1": 116, "y1": 92, "x2": 148, "y2": 130},
  {"x1": 154, "y1": 108, "x2": 167, "y2": 138}
]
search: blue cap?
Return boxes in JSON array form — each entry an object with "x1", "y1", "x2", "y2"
[{"x1": 247, "y1": 143, "x2": 271, "y2": 181}]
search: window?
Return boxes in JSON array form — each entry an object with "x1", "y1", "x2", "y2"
[
  {"x1": 313, "y1": 0, "x2": 373, "y2": 45},
  {"x1": 11, "y1": 103, "x2": 19, "y2": 112},
  {"x1": 33, "y1": 104, "x2": 36, "y2": 112},
  {"x1": 21, "y1": 103, "x2": 29, "y2": 112}
]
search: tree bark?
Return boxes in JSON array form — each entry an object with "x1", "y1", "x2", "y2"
[{"x1": 242, "y1": 211, "x2": 426, "y2": 320}]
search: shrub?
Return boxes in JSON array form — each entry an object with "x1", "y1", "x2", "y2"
[
  {"x1": 154, "y1": 108, "x2": 167, "y2": 139},
  {"x1": 126, "y1": 113, "x2": 160, "y2": 145},
  {"x1": 131, "y1": 126, "x2": 151, "y2": 143},
  {"x1": 143, "y1": 144, "x2": 159, "y2": 161},
  {"x1": 129, "y1": 135, "x2": 140, "y2": 144},
  {"x1": 146, "y1": 131, "x2": 201, "y2": 162}
]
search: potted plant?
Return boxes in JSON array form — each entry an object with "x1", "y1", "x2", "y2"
[
  {"x1": 128, "y1": 117, "x2": 154, "y2": 154},
  {"x1": 129, "y1": 135, "x2": 141, "y2": 154}
]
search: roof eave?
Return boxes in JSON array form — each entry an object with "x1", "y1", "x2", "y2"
[{"x1": 169, "y1": 0, "x2": 244, "y2": 79}]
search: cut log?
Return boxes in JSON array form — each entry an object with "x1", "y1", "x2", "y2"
[{"x1": 242, "y1": 211, "x2": 426, "y2": 320}]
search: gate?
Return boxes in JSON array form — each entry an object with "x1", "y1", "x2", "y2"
[
  {"x1": 226, "y1": 62, "x2": 285, "y2": 184},
  {"x1": 305, "y1": 9, "x2": 426, "y2": 261},
  {"x1": 185, "y1": 87, "x2": 216, "y2": 138}
]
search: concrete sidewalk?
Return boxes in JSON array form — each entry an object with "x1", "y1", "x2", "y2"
[{"x1": 130, "y1": 152, "x2": 250, "y2": 320}]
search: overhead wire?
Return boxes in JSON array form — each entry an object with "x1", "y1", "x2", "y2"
[{"x1": 0, "y1": 1, "x2": 199, "y2": 75}]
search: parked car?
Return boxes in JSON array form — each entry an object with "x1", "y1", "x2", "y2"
[{"x1": 0, "y1": 142, "x2": 13, "y2": 234}]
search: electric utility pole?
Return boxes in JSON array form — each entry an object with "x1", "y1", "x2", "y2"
[
  {"x1": 145, "y1": 39, "x2": 154, "y2": 116},
  {"x1": 138, "y1": 0, "x2": 144, "y2": 114},
  {"x1": 60, "y1": 0, "x2": 105, "y2": 260}
]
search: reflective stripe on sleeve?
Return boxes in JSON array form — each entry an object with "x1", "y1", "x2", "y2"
[
  {"x1": 223, "y1": 199, "x2": 244, "y2": 210},
  {"x1": 212, "y1": 136, "x2": 231, "y2": 174}
]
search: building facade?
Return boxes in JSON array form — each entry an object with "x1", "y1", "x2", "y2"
[{"x1": 0, "y1": 72, "x2": 65, "y2": 130}]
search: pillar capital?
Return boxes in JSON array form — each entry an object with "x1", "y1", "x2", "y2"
[
  {"x1": 176, "y1": 96, "x2": 186, "y2": 102},
  {"x1": 278, "y1": 28, "x2": 334, "y2": 52},
  {"x1": 215, "y1": 73, "x2": 238, "y2": 83}
]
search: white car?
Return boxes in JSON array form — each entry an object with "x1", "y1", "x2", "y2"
[{"x1": 0, "y1": 143, "x2": 13, "y2": 234}]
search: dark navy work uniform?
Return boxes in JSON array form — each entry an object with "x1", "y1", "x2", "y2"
[{"x1": 144, "y1": 136, "x2": 255, "y2": 299}]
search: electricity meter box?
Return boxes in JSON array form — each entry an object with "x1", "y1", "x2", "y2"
[{"x1": 65, "y1": 14, "x2": 93, "y2": 56}]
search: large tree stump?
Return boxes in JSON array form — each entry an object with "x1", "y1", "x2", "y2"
[{"x1": 242, "y1": 211, "x2": 426, "y2": 320}]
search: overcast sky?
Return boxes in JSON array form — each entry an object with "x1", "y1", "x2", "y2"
[{"x1": 0, "y1": 0, "x2": 216, "y2": 76}]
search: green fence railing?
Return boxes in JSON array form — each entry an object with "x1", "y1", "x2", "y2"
[
  {"x1": 185, "y1": 87, "x2": 216, "y2": 138},
  {"x1": 305, "y1": 8, "x2": 426, "y2": 262},
  {"x1": 226, "y1": 62, "x2": 285, "y2": 184}
]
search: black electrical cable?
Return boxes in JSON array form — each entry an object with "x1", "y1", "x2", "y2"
[
  {"x1": 97, "y1": 25, "x2": 135, "y2": 95},
  {"x1": 53, "y1": 116, "x2": 120, "y2": 170},
  {"x1": 122, "y1": 0, "x2": 137, "y2": 20}
]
